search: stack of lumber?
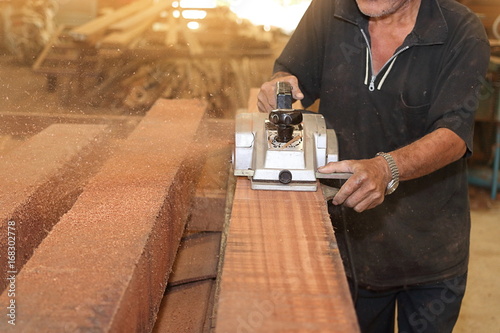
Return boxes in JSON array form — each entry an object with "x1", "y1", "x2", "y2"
[
  {"x1": 69, "y1": 0, "x2": 166, "y2": 46},
  {"x1": 33, "y1": 1, "x2": 277, "y2": 113},
  {"x1": 0, "y1": 99, "x2": 210, "y2": 331},
  {"x1": 0, "y1": 92, "x2": 360, "y2": 331}
]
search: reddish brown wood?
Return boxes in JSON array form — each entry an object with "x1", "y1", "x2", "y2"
[
  {"x1": 153, "y1": 233, "x2": 221, "y2": 332},
  {"x1": 215, "y1": 90, "x2": 359, "y2": 332},
  {"x1": 187, "y1": 119, "x2": 234, "y2": 233},
  {"x1": 0, "y1": 124, "x2": 110, "y2": 293},
  {"x1": 215, "y1": 180, "x2": 359, "y2": 332},
  {"x1": 153, "y1": 118, "x2": 234, "y2": 333},
  {"x1": 153, "y1": 280, "x2": 215, "y2": 333},
  {"x1": 0, "y1": 99, "x2": 207, "y2": 332},
  {"x1": 169, "y1": 232, "x2": 222, "y2": 286}
]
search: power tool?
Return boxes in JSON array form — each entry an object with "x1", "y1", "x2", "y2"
[{"x1": 233, "y1": 82, "x2": 350, "y2": 191}]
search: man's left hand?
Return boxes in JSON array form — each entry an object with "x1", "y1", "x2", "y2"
[{"x1": 317, "y1": 157, "x2": 391, "y2": 212}]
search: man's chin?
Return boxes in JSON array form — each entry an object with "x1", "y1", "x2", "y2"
[{"x1": 355, "y1": 0, "x2": 402, "y2": 18}]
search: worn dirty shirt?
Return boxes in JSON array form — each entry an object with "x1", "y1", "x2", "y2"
[{"x1": 274, "y1": 0, "x2": 490, "y2": 288}]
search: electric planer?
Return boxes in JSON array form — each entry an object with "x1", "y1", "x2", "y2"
[{"x1": 233, "y1": 82, "x2": 350, "y2": 191}]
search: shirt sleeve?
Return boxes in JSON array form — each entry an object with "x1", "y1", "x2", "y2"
[{"x1": 428, "y1": 32, "x2": 490, "y2": 157}]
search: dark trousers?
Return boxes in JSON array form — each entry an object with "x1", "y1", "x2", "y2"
[{"x1": 349, "y1": 273, "x2": 467, "y2": 333}]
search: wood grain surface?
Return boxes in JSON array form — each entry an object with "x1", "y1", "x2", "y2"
[
  {"x1": 215, "y1": 179, "x2": 359, "y2": 332},
  {"x1": 215, "y1": 88, "x2": 359, "y2": 332}
]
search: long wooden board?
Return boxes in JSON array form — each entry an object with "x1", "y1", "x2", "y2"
[
  {"x1": 214, "y1": 90, "x2": 359, "y2": 332},
  {"x1": 0, "y1": 124, "x2": 110, "y2": 293},
  {"x1": 215, "y1": 180, "x2": 359, "y2": 332}
]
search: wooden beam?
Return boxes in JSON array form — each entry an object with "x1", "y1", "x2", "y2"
[
  {"x1": 32, "y1": 25, "x2": 66, "y2": 72},
  {"x1": 168, "y1": 232, "x2": 222, "y2": 286},
  {"x1": 69, "y1": 0, "x2": 153, "y2": 43},
  {"x1": 0, "y1": 124, "x2": 110, "y2": 293},
  {"x1": 154, "y1": 280, "x2": 215, "y2": 333},
  {"x1": 99, "y1": 0, "x2": 173, "y2": 49},
  {"x1": 214, "y1": 92, "x2": 359, "y2": 332},
  {"x1": 215, "y1": 181, "x2": 359, "y2": 332},
  {"x1": 0, "y1": 99, "x2": 207, "y2": 332}
]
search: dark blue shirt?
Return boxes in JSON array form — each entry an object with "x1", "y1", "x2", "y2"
[{"x1": 274, "y1": 0, "x2": 490, "y2": 288}]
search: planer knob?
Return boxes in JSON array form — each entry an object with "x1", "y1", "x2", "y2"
[{"x1": 279, "y1": 170, "x2": 293, "y2": 184}]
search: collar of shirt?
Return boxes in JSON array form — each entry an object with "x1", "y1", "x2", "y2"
[{"x1": 332, "y1": 0, "x2": 448, "y2": 47}]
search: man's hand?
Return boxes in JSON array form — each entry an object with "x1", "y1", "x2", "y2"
[
  {"x1": 257, "y1": 72, "x2": 304, "y2": 113},
  {"x1": 318, "y1": 156, "x2": 392, "y2": 212},
  {"x1": 317, "y1": 128, "x2": 467, "y2": 213}
]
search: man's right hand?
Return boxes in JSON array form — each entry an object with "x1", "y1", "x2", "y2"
[{"x1": 257, "y1": 72, "x2": 304, "y2": 113}]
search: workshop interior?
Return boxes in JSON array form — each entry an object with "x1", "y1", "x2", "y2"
[{"x1": 0, "y1": 0, "x2": 498, "y2": 332}]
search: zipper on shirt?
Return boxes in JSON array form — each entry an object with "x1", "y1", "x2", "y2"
[
  {"x1": 360, "y1": 28, "x2": 410, "y2": 91},
  {"x1": 369, "y1": 75, "x2": 376, "y2": 92}
]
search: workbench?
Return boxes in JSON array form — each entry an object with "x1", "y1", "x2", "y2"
[{"x1": 468, "y1": 48, "x2": 500, "y2": 200}]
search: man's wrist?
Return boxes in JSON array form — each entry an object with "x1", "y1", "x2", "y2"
[
  {"x1": 270, "y1": 71, "x2": 292, "y2": 80},
  {"x1": 376, "y1": 152, "x2": 400, "y2": 195}
]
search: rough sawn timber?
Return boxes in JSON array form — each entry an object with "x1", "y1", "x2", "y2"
[
  {"x1": 0, "y1": 124, "x2": 110, "y2": 293},
  {"x1": 215, "y1": 89, "x2": 359, "y2": 332},
  {"x1": 0, "y1": 99, "x2": 207, "y2": 332}
]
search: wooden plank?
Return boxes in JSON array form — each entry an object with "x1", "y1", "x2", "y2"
[
  {"x1": 169, "y1": 232, "x2": 221, "y2": 285},
  {"x1": 215, "y1": 180, "x2": 359, "y2": 332},
  {"x1": 99, "y1": 1, "x2": 173, "y2": 49},
  {"x1": 0, "y1": 124, "x2": 110, "y2": 293},
  {"x1": 188, "y1": 180, "x2": 229, "y2": 232},
  {"x1": 69, "y1": 0, "x2": 153, "y2": 43},
  {"x1": 153, "y1": 116, "x2": 233, "y2": 332},
  {"x1": 0, "y1": 99, "x2": 207, "y2": 332},
  {"x1": 153, "y1": 232, "x2": 221, "y2": 331},
  {"x1": 214, "y1": 90, "x2": 359, "y2": 332},
  {"x1": 153, "y1": 280, "x2": 215, "y2": 333}
]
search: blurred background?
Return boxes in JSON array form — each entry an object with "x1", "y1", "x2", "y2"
[{"x1": 0, "y1": 0, "x2": 313, "y2": 117}]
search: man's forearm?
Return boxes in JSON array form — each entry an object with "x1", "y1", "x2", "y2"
[
  {"x1": 389, "y1": 128, "x2": 467, "y2": 181},
  {"x1": 319, "y1": 127, "x2": 467, "y2": 212}
]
